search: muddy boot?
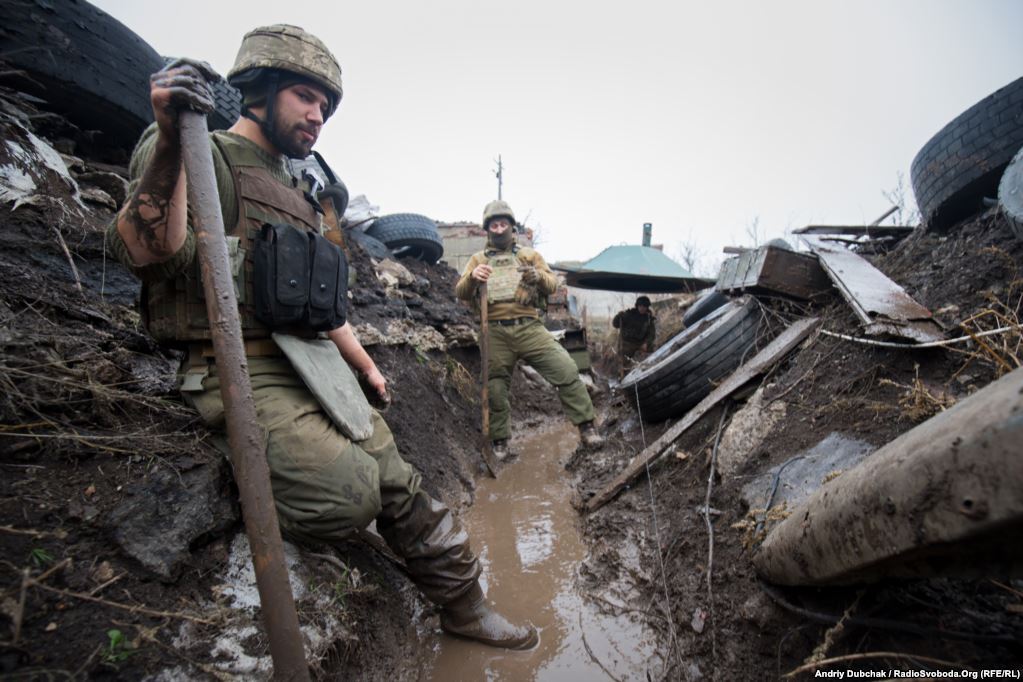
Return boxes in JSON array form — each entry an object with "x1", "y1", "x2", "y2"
[
  {"x1": 578, "y1": 420, "x2": 605, "y2": 449},
  {"x1": 440, "y1": 582, "x2": 539, "y2": 649},
  {"x1": 492, "y1": 439, "x2": 510, "y2": 461}
]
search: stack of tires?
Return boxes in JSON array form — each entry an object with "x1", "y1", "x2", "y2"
[{"x1": 620, "y1": 296, "x2": 762, "y2": 423}]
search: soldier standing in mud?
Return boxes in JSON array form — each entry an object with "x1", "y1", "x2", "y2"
[
  {"x1": 106, "y1": 24, "x2": 537, "y2": 649},
  {"x1": 455, "y1": 200, "x2": 605, "y2": 459},
  {"x1": 612, "y1": 296, "x2": 656, "y2": 371}
]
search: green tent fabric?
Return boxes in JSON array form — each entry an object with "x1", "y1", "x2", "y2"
[{"x1": 556, "y1": 245, "x2": 713, "y2": 293}]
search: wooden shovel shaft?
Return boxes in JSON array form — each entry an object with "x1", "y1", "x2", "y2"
[
  {"x1": 179, "y1": 111, "x2": 309, "y2": 681},
  {"x1": 479, "y1": 284, "x2": 498, "y2": 477}
]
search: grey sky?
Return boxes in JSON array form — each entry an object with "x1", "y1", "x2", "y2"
[{"x1": 94, "y1": 0, "x2": 1022, "y2": 274}]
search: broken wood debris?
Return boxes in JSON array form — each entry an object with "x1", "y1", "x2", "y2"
[
  {"x1": 586, "y1": 316, "x2": 820, "y2": 512},
  {"x1": 716, "y1": 244, "x2": 832, "y2": 301},
  {"x1": 754, "y1": 364, "x2": 1023, "y2": 585},
  {"x1": 792, "y1": 222, "x2": 915, "y2": 254},
  {"x1": 801, "y1": 235, "x2": 944, "y2": 343},
  {"x1": 791, "y1": 225, "x2": 914, "y2": 238}
]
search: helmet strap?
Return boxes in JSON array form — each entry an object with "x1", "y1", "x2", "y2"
[{"x1": 239, "y1": 71, "x2": 291, "y2": 155}]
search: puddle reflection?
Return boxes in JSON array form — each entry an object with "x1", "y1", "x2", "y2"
[{"x1": 425, "y1": 421, "x2": 662, "y2": 681}]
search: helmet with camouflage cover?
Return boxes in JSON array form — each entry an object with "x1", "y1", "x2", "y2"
[
  {"x1": 482, "y1": 200, "x2": 516, "y2": 231},
  {"x1": 228, "y1": 24, "x2": 343, "y2": 118}
]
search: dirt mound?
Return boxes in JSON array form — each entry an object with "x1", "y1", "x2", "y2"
[
  {"x1": 0, "y1": 84, "x2": 492, "y2": 678},
  {"x1": 571, "y1": 210, "x2": 1023, "y2": 679}
]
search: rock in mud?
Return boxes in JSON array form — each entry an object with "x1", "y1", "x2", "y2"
[{"x1": 106, "y1": 459, "x2": 238, "y2": 580}]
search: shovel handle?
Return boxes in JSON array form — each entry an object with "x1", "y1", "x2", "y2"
[{"x1": 479, "y1": 284, "x2": 498, "y2": 477}]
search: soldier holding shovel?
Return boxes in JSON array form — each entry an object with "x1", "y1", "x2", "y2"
[
  {"x1": 107, "y1": 24, "x2": 536, "y2": 650},
  {"x1": 456, "y1": 200, "x2": 605, "y2": 460}
]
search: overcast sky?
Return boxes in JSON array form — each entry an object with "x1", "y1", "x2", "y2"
[{"x1": 94, "y1": 0, "x2": 1022, "y2": 274}]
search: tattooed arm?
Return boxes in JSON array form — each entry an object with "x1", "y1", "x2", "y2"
[{"x1": 115, "y1": 59, "x2": 218, "y2": 266}]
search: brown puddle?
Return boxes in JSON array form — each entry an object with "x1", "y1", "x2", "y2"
[{"x1": 425, "y1": 421, "x2": 663, "y2": 681}]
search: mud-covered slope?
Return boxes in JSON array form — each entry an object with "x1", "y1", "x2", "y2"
[
  {"x1": 572, "y1": 210, "x2": 1023, "y2": 680},
  {"x1": 0, "y1": 85, "x2": 490, "y2": 679}
]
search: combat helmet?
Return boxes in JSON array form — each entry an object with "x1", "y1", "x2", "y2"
[
  {"x1": 482, "y1": 200, "x2": 516, "y2": 231},
  {"x1": 228, "y1": 24, "x2": 343, "y2": 120}
]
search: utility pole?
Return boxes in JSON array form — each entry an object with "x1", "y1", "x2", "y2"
[{"x1": 494, "y1": 155, "x2": 504, "y2": 200}]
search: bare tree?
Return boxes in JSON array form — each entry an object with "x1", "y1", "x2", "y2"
[
  {"x1": 745, "y1": 216, "x2": 763, "y2": 247},
  {"x1": 881, "y1": 172, "x2": 921, "y2": 226},
  {"x1": 673, "y1": 238, "x2": 705, "y2": 276}
]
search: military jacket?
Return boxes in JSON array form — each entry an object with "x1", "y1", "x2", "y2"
[
  {"x1": 613, "y1": 307, "x2": 656, "y2": 345},
  {"x1": 142, "y1": 132, "x2": 323, "y2": 342}
]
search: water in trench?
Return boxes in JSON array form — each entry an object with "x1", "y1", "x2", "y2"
[{"x1": 425, "y1": 420, "x2": 663, "y2": 681}]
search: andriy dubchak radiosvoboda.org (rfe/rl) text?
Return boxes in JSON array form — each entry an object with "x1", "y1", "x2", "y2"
[{"x1": 813, "y1": 669, "x2": 1021, "y2": 679}]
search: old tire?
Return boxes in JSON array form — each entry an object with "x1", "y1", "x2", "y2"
[
  {"x1": 683, "y1": 289, "x2": 728, "y2": 326},
  {"x1": 347, "y1": 229, "x2": 392, "y2": 260},
  {"x1": 910, "y1": 77, "x2": 1023, "y2": 231},
  {"x1": 0, "y1": 0, "x2": 163, "y2": 148},
  {"x1": 998, "y1": 145, "x2": 1023, "y2": 241},
  {"x1": 367, "y1": 213, "x2": 444, "y2": 264},
  {"x1": 163, "y1": 58, "x2": 241, "y2": 132},
  {"x1": 620, "y1": 297, "x2": 762, "y2": 423}
]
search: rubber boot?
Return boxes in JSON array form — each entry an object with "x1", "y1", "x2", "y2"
[
  {"x1": 440, "y1": 582, "x2": 539, "y2": 649},
  {"x1": 578, "y1": 420, "x2": 605, "y2": 449},
  {"x1": 377, "y1": 493, "x2": 482, "y2": 605},
  {"x1": 492, "y1": 439, "x2": 510, "y2": 461}
]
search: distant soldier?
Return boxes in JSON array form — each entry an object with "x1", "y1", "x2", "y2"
[
  {"x1": 612, "y1": 296, "x2": 656, "y2": 368},
  {"x1": 455, "y1": 200, "x2": 605, "y2": 459}
]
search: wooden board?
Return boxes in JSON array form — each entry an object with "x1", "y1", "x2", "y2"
[
  {"x1": 716, "y1": 245, "x2": 832, "y2": 301},
  {"x1": 801, "y1": 236, "x2": 944, "y2": 343},
  {"x1": 586, "y1": 317, "x2": 820, "y2": 512},
  {"x1": 792, "y1": 225, "x2": 915, "y2": 237}
]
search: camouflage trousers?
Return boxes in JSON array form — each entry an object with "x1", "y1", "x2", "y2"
[
  {"x1": 182, "y1": 355, "x2": 480, "y2": 605},
  {"x1": 487, "y1": 318, "x2": 594, "y2": 441}
]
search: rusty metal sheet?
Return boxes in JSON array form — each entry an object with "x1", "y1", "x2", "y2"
[
  {"x1": 801, "y1": 236, "x2": 944, "y2": 343},
  {"x1": 716, "y1": 245, "x2": 831, "y2": 301}
]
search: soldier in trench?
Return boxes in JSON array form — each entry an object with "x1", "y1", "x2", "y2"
[
  {"x1": 612, "y1": 295, "x2": 656, "y2": 372},
  {"x1": 455, "y1": 200, "x2": 605, "y2": 459},
  {"x1": 106, "y1": 24, "x2": 537, "y2": 649}
]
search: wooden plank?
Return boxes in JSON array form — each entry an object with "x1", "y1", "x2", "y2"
[
  {"x1": 755, "y1": 365, "x2": 1023, "y2": 585},
  {"x1": 586, "y1": 317, "x2": 820, "y2": 512},
  {"x1": 793, "y1": 225, "x2": 915, "y2": 237},
  {"x1": 801, "y1": 236, "x2": 944, "y2": 343}
]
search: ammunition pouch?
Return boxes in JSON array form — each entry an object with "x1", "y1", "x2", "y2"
[{"x1": 254, "y1": 222, "x2": 348, "y2": 332}]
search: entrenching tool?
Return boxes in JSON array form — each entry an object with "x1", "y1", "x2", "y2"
[
  {"x1": 179, "y1": 111, "x2": 309, "y2": 680},
  {"x1": 479, "y1": 284, "x2": 499, "y2": 477}
]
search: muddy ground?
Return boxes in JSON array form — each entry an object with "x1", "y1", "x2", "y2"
[
  {"x1": 573, "y1": 211, "x2": 1023, "y2": 679},
  {"x1": 2, "y1": 78, "x2": 1022, "y2": 681}
]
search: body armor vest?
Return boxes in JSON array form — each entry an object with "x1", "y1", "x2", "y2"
[
  {"x1": 486, "y1": 252, "x2": 523, "y2": 304},
  {"x1": 144, "y1": 133, "x2": 322, "y2": 342}
]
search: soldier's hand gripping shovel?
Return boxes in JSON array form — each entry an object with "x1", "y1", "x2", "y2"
[
  {"x1": 178, "y1": 110, "x2": 309, "y2": 680},
  {"x1": 479, "y1": 284, "x2": 499, "y2": 478}
]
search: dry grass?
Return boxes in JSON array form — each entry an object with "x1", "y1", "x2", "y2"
[
  {"x1": 946, "y1": 247, "x2": 1023, "y2": 378},
  {"x1": 443, "y1": 355, "x2": 478, "y2": 405},
  {"x1": 733, "y1": 502, "x2": 791, "y2": 550},
  {"x1": 878, "y1": 363, "x2": 957, "y2": 422}
]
